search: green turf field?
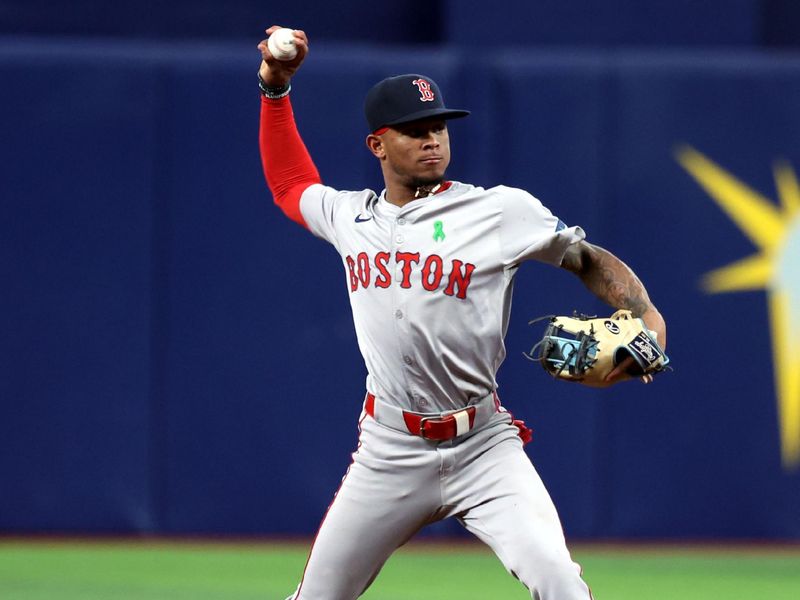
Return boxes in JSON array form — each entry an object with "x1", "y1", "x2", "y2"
[{"x1": 1, "y1": 539, "x2": 799, "y2": 599}]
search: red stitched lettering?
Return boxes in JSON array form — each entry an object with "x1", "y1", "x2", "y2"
[
  {"x1": 395, "y1": 252, "x2": 421, "y2": 288},
  {"x1": 345, "y1": 255, "x2": 358, "y2": 291},
  {"x1": 374, "y1": 251, "x2": 391, "y2": 288},
  {"x1": 421, "y1": 254, "x2": 444, "y2": 291},
  {"x1": 444, "y1": 259, "x2": 476, "y2": 299},
  {"x1": 356, "y1": 252, "x2": 371, "y2": 288}
]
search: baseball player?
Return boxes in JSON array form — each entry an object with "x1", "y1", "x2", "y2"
[{"x1": 257, "y1": 25, "x2": 666, "y2": 600}]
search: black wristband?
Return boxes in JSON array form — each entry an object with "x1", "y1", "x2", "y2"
[{"x1": 258, "y1": 75, "x2": 291, "y2": 99}]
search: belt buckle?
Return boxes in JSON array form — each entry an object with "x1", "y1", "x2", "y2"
[
  {"x1": 418, "y1": 414, "x2": 455, "y2": 440},
  {"x1": 418, "y1": 415, "x2": 432, "y2": 439}
]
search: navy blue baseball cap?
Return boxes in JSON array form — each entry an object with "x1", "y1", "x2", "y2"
[{"x1": 364, "y1": 74, "x2": 470, "y2": 133}]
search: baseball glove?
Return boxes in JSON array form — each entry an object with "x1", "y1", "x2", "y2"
[{"x1": 525, "y1": 310, "x2": 670, "y2": 387}]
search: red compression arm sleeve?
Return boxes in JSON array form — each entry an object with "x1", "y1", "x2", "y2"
[{"x1": 259, "y1": 95, "x2": 321, "y2": 228}]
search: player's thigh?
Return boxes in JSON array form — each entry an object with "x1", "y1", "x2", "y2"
[
  {"x1": 458, "y1": 433, "x2": 567, "y2": 554},
  {"x1": 295, "y1": 417, "x2": 440, "y2": 599},
  {"x1": 456, "y1": 433, "x2": 590, "y2": 598}
]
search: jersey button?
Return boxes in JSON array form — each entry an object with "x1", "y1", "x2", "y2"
[
  {"x1": 395, "y1": 309, "x2": 403, "y2": 319},
  {"x1": 403, "y1": 355, "x2": 413, "y2": 365},
  {"x1": 395, "y1": 234, "x2": 405, "y2": 244},
  {"x1": 397, "y1": 217, "x2": 406, "y2": 226}
]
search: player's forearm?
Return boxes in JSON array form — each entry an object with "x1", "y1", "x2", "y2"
[
  {"x1": 259, "y1": 94, "x2": 321, "y2": 226},
  {"x1": 562, "y1": 241, "x2": 667, "y2": 346}
]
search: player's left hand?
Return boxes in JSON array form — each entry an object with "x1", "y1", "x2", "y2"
[
  {"x1": 525, "y1": 310, "x2": 671, "y2": 387},
  {"x1": 602, "y1": 307, "x2": 666, "y2": 384},
  {"x1": 604, "y1": 355, "x2": 653, "y2": 385}
]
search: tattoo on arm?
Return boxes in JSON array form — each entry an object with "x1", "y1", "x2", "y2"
[
  {"x1": 562, "y1": 242, "x2": 653, "y2": 317},
  {"x1": 595, "y1": 260, "x2": 651, "y2": 316}
]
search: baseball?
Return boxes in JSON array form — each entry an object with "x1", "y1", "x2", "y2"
[{"x1": 267, "y1": 28, "x2": 297, "y2": 61}]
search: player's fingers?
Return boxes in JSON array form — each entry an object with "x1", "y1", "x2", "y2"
[
  {"x1": 292, "y1": 30, "x2": 309, "y2": 58},
  {"x1": 604, "y1": 356, "x2": 635, "y2": 384},
  {"x1": 603, "y1": 366, "x2": 624, "y2": 383},
  {"x1": 293, "y1": 29, "x2": 309, "y2": 45},
  {"x1": 265, "y1": 25, "x2": 283, "y2": 35}
]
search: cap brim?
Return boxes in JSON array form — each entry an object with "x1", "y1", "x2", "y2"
[{"x1": 384, "y1": 108, "x2": 470, "y2": 127}]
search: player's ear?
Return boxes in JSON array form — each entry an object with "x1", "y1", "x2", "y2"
[{"x1": 366, "y1": 134, "x2": 386, "y2": 159}]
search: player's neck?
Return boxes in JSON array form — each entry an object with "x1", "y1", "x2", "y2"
[{"x1": 384, "y1": 180, "x2": 446, "y2": 208}]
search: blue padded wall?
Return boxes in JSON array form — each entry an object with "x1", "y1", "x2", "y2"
[{"x1": 1, "y1": 37, "x2": 799, "y2": 538}]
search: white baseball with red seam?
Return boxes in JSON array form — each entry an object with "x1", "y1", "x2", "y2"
[{"x1": 267, "y1": 28, "x2": 297, "y2": 61}]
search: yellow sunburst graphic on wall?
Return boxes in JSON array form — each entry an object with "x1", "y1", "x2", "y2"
[{"x1": 676, "y1": 146, "x2": 800, "y2": 469}]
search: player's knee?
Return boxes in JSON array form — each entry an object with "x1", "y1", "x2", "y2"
[{"x1": 513, "y1": 554, "x2": 588, "y2": 599}]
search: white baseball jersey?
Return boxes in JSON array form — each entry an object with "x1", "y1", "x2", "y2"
[{"x1": 299, "y1": 181, "x2": 585, "y2": 412}]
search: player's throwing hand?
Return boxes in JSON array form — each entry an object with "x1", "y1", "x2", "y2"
[{"x1": 257, "y1": 26, "x2": 309, "y2": 87}]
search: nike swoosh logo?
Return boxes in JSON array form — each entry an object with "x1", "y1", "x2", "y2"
[{"x1": 354, "y1": 215, "x2": 373, "y2": 223}]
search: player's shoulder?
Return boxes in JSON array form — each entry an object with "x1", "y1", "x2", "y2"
[
  {"x1": 490, "y1": 184, "x2": 538, "y2": 200},
  {"x1": 488, "y1": 184, "x2": 549, "y2": 213},
  {"x1": 450, "y1": 182, "x2": 541, "y2": 208},
  {"x1": 299, "y1": 184, "x2": 380, "y2": 237}
]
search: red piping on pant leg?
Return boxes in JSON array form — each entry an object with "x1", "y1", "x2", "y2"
[{"x1": 294, "y1": 410, "x2": 368, "y2": 599}]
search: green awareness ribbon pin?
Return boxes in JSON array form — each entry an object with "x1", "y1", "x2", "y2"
[{"x1": 433, "y1": 220, "x2": 445, "y2": 242}]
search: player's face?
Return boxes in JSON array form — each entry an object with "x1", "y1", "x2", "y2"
[{"x1": 381, "y1": 118, "x2": 451, "y2": 188}]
